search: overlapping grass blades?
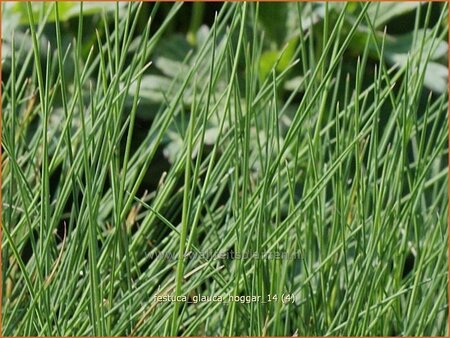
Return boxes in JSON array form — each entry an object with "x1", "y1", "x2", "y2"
[{"x1": 1, "y1": 2, "x2": 448, "y2": 336}]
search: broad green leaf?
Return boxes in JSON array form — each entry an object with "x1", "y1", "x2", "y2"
[
  {"x1": 367, "y1": 2, "x2": 419, "y2": 29},
  {"x1": 384, "y1": 30, "x2": 448, "y2": 92},
  {"x1": 130, "y1": 75, "x2": 173, "y2": 103},
  {"x1": 348, "y1": 27, "x2": 448, "y2": 92},
  {"x1": 423, "y1": 62, "x2": 448, "y2": 93},
  {"x1": 154, "y1": 34, "x2": 191, "y2": 64},
  {"x1": 155, "y1": 57, "x2": 190, "y2": 79},
  {"x1": 383, "y1": 29, "x2": 448, "y2": 61},
  {"x1": 3, "y1": 2, "x2": 123, "y2": 25},
  {"x1": 259, "y1": 37, "x2": 297, "y2": 81}
]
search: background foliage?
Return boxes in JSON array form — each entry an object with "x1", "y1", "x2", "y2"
[{"x1": 1, "y1": 1, "x2": 448, "y2": 336}]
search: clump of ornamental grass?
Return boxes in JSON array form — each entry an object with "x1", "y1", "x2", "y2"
[{"x1": 1, "y1": 1, "x2": 448, "y2": 336}]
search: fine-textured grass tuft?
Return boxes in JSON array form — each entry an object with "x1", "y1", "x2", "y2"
[{"x1": 2, "y1": 2, "x2": 448, "y2": 336}]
